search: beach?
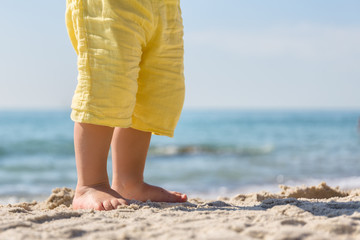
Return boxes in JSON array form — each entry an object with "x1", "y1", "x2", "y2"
[
  {"x1": 1, "y1": 182, "x2": 360, "y2": 240},
  {"x1": 1, "y1": 110, "x2": 360, "y2": 239}
]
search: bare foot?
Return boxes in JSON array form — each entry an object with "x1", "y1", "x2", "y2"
[
  {"x1": 112, "y1": 181, "x2": 187, "y2": 203},
  {"x1": 73, "y1": 183, "x2": 128, "y2": 211}
]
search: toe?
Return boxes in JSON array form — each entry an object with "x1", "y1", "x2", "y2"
[
  {"x1": 102, "y1": 200, "x2": 114, "y2": 211},
  {"x1": 181, "y1": 194, "x2": 187, "y2": 202},
  {"x1": 111, "y1": 198, "x2": 125, "y2": 209},
  {"x1": 168, "y1": 191, "x2": 187, "y2": 202},
  {"x1": 120, "y1": 198, "x2": 129, "y2": 205},
  {"x1": 173, "y1": 192, "x2": 187, "y2": 201},
  {"x1": 94, "y1": 202, "x2": 105, "y2": 211},
  {"x1": 174, "y1": 192, "x2": 187, "y2": 202}
]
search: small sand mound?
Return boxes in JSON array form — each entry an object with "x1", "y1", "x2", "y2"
[
  {"x1": 231, "y1": 182, "x2": 350, "y2": 203},
  {"x1": 280, "y1": 182, "x2": 349, "y2": 199},
  {"x1": 45, "y1": 187, "x2": 75, "y2": 209},
  {"x1": 231, "y1": 191, "x2": 279, "y2": 202}
]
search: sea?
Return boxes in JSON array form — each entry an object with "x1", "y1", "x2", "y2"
[{"x1": 1, "y1": 109, "x2": 360, "y2": 204}]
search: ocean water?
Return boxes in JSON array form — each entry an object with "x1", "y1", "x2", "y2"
[{"x1": 0, "y1": 109, "x2": 360, "y2": 203}]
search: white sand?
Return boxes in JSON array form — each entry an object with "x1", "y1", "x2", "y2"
[{"x1": 1, "y1": 182, "x2": 360, "y2": 240}]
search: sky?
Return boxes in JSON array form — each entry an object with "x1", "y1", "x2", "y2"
[{"x1": 0, "y1": 0, "x2": 359, "y2": 110}]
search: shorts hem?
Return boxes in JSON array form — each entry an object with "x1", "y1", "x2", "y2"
[
  {"x1": 71, "y1": 109, "x2": 132, "y2": 128},
  {"x1": 132, "y1": 117, "x2": 174, "y2": 138}
]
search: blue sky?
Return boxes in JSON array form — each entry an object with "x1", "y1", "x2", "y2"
[{"x1": 0, "y1": 0, "x2": 359, "y2": 109}]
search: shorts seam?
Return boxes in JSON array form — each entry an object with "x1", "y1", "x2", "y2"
[
  {"x1": 79, "y1": 0, "x2": 93, "y2": 106},
  {"x1": 144, "y1": 0, "x2": 158, "y2": 47}
]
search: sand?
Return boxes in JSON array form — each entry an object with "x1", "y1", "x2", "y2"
[{"x1": 1, "y1": 182, "x2": 360, "y2": 240}]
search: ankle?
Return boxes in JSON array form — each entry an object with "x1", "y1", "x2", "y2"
[
  {"x1": 112, "y1": 177, "x2": 144, "y2": 191},
  {"x1": 75, "y1": 182, "x2": 111, "y2": 195}
]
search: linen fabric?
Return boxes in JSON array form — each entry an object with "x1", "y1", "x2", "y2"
[{"x1": 65, "y1": 0, "x2": 185, "y2": 137}]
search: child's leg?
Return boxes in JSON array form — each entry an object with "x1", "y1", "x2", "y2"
[
  {"x1": 72, "y1": 122, "x2": 127, "y2": 210},
  {"x1": 111, "y1": 127, "x2": 187, "y2": 202}
]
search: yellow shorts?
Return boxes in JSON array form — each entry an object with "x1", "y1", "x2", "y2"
[{"x1": 65, "y1": 0, "x2": 185, "y2": 137}]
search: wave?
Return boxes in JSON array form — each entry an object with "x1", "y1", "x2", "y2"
[
  {"x1": 148, "y1": 144, "x2": 274, "y2": 157},
  {"x1": 0, "y1": 141, "x2": 273, "y2": 158}
]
